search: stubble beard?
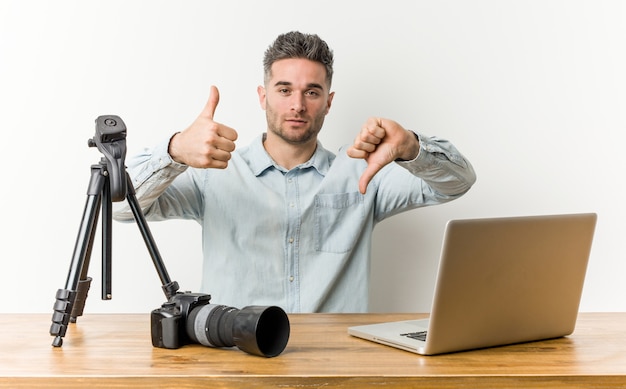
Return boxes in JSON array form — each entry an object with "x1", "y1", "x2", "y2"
[{"x1": 265, "y1": 107, "x2": 325, "y2": 146}]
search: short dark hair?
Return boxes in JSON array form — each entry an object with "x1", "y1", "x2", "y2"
[{"x1": 263, "y1": 31, "x2": 334, "y2": 87}]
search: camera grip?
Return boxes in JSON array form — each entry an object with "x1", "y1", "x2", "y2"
[{"x1": 151, "y1": 308, "x2": 181, "y2": 349}]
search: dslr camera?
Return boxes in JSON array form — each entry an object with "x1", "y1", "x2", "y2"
[{"x1": 151, "y1": 292, "x2": 290, "y2": 357}]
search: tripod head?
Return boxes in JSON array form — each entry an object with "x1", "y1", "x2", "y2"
[{"x1": 88, "y1": 115, "x2": 127, "y2": 202}]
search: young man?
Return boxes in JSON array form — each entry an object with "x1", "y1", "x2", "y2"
[{"x1": 114, "y1": 31, "x2": 476, "y2": 313}]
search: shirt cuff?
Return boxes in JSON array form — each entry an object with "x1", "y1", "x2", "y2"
[{"x1": 156, "y1": 136, "x2": 188, "y2": 171}]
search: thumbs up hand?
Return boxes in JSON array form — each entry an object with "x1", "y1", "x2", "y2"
[
  {"x1": 347, "y1": 117, "x2": 420, "y2": 194},
  {"x1": 169, "y1": 85, "x2": 238, "y2": 168}
]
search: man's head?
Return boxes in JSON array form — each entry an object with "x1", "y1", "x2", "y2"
[
  {"x1": 258, "y1": 32, "x2": 335, "y2": 149},
  {"x1": 263, "y1": 31, "x2": 334, "y2": 89}
]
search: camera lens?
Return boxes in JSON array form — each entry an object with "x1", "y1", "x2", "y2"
[{"x1": 186, "y1": 304, "x2": 290, "y2": 357}]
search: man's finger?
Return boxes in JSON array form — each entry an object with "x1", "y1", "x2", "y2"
[
  {"x1": 217, "y1": 125, "x2": 239, "y2": 143},
  {"x1": 361, "y1": 123, "x2": 385, "y2": 144},
  {"x1": 346, "y1": 146, "x2": 368, "y2": 159}
]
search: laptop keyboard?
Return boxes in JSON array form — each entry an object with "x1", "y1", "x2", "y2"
[{"x1": 400, "y1": 331, "x2": 427, "y2": 341}]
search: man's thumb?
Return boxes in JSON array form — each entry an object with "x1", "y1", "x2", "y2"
[
  {"x1": 201, "y1": 85, "x2": 220, "y2": 119},
  {"x1": 358, "y1": 163, "x2": 383, "y2": 194}
]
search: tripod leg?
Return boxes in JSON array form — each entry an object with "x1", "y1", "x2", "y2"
[
  {"x1": 124, "y1": 173, "x2": 179, "y2": 299},
  {"x1": 70, "y1": 193, "x2": 101, "y2": 322},
  {"x1": 102, "y1": 174, "x2": 113, "y2": 300},
  {"x1": 50, "y1": 165, "x2": 105, "y2": 347}
]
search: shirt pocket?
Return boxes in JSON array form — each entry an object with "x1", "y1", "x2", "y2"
[{"x1": 314, "y1": 192, "x2": 365, "y2": 253}]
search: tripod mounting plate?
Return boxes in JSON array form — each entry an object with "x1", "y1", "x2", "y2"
[{"x1": 88, "y1": 115, "x2": 127, "y2": 202}]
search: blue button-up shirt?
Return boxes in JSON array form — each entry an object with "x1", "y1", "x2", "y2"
[{"x1": 114, "y1": 132, "x2": 475, "y2": 312}]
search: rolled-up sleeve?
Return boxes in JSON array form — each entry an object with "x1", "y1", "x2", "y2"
[
  {"x1": 112, "y1": 138, "x2": 189, "y2": 221},
  {"x1": 395, "y1": 131, "x2": 476, "y2": 196}
]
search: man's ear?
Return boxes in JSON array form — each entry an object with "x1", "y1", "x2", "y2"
[
  {"x1": 325, "y1": 91, "x2": 335, "y2": 114},
  {"x1": 257, "y1": 85, "x2": 267, "y2": 110}
]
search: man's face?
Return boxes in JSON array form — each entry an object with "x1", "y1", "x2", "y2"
[{"x1": 258, "y1": 58, "x2": 334, "y2": 146}]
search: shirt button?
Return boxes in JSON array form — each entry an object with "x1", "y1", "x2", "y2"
[
  {"x1": 289, "y1": 276, "x2": 294, "y2": 282},
  {"x1": 288, "y1": 237, "x2": 294, "y2": 244},
  {"x1": 289, "y1": 202, "x2": 295, "y2": 208}
]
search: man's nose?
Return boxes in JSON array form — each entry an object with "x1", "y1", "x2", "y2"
[{"x1": 291, "y1": 94, "x2": 306, "y2": 112}]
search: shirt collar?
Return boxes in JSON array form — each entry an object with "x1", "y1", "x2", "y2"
[{"x1": 247, "y1": 133, "x2": 334, "y2": 177}]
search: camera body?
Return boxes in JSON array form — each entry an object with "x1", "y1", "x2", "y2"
[{"x1": 151, "y1": 292, "x2": 211, "y2": 349}]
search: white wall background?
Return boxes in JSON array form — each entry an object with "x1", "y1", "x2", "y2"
[{"x1": 1, "y1": 0, "x2": 624, "y2": 314}]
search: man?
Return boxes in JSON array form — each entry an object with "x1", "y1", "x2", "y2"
[{"x1": 114, "y1": 31, "x2": 476, "y2": 313}]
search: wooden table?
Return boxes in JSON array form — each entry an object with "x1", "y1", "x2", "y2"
[{"x1": 1, "y1": 313, "x2": 625, "y2": 388}]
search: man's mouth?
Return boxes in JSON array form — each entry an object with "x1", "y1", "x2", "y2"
[{"x1": 286, "y1": 118, "x2": 307, "y2": 125}]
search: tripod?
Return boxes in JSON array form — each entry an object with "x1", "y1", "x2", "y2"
[{"x1": 49, "y1": 115, "x2": 180, "y2": 347}]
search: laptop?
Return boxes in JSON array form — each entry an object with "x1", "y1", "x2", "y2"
[{"x1": 349, "y1": 213, "x2": 597, "y2": 355}]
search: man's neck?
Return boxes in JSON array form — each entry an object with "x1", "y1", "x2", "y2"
[{"x1": 263, "y1": 133, "x2": 318, "y2": 170}]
